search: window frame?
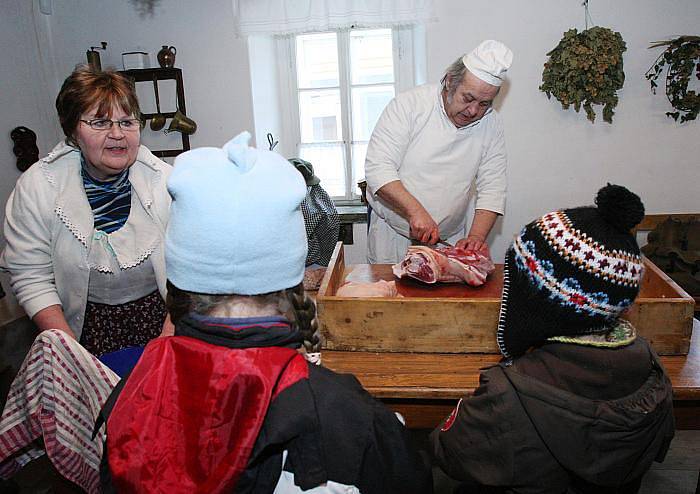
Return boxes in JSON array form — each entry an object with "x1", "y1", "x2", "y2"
[{"x1": 276, "y1": 26, "x2": 420, "y2": 204}]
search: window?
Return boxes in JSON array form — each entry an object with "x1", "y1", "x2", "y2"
[{"x1": 278, "y1": 27, "x2": 421, "y2": 202}]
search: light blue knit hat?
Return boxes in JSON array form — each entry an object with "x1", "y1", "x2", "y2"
[{"x1": 165, "y1": 131, "x2": 308, "y2": 295}]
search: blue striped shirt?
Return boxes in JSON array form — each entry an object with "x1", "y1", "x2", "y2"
[{"x1": 81, "y1": 156, "x2": 132, "y2": 233}]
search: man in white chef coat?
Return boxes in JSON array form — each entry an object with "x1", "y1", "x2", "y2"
[{"x1": 364, "y1": 40, "x2": 513, "y2": 264}]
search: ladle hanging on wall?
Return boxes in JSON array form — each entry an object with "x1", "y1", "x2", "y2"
[{"x1": 150, "y1": 75, "x2": 166, "y2": 131}]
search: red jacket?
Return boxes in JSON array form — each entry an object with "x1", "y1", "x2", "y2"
[{"x1": 98, "y1": 315, "x2": 432, "y2": 493}]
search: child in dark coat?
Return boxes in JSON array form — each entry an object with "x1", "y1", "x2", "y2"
[{"x1": 431, "y1": 184, "x2": 675, "y2": 494}]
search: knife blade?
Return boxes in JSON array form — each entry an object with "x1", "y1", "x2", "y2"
[{"x1": 410, "y1": 238, "x2": 454, "y2": 248}]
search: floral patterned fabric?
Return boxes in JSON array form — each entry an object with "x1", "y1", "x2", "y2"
[{"x1": 80, "y1": 290, "x2": 166, "y2": 356}]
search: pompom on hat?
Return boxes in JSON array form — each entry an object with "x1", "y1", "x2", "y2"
[
  {"x1": 165, "y1": 131, "x2": 308, "y2": 295},
  {"x1": 497, "y1": 184, "x2": 645, "y2": 359},
  {"x1": 462, "y1": 39, "x2": 513, "y2": 87}
]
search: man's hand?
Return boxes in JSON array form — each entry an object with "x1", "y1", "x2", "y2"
[
  {"x1": 409, "y1": 207, "x2": 440, "y2": 244},
  {"x1": 376, "y1": 181, "x2": 440, "y2": 244},
  {"x1": 456, "y1": 235, "x2": 491, "y2": 258},
  {"x1": 457, "y1": 209, "x2": 499, "y2": 259}
]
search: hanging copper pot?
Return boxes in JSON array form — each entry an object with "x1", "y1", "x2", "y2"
[{"x1": 164, "y1": 109, "x2": 197, "y2": 135}]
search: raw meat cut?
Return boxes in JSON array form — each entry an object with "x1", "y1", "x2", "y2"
[
  {"x1": 392, "y1": 246, "x2": 494, "y2": 286},
  {"x1": 336, "y1": 280, "x2": 399, "y2": 297}
]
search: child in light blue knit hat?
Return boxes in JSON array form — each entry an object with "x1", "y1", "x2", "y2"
[
  {"x1": 165, "y1": 131, "x2": 308, "y2": 295},
  {"x1": 99, "y1": 132, "x2": 432, "y2": 492}
]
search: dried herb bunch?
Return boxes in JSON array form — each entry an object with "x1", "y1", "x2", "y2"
[
  {"x1": 645, "y1": 36, "x2": 700, "y2": 124},
  {"x1": 540, "y1": 27, "x2": 626, "y2": 123}
]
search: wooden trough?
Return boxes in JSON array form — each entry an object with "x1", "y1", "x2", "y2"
[{"x1": 316, "y1": 243, "x2": 695, "y2": 355}]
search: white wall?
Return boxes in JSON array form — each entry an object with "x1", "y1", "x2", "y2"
[
  {"x1": 427, "y1": 0, "x2": 700, "y2": 261},
  {"x1": 33, "y1": 0, "x2": 255, "y2": 149},
  {"x1": 1, "y1": 0, "x2": 698, "y2": 264},
  {"x1": 248, "y1": 35, "x2": 288, "y2": 155},
  {"x1": 0, "y1": 0, "x2": 62, "y2": 253},
  {"x1": 0, "y1": 0, "x2": 61, "y2": 307}
]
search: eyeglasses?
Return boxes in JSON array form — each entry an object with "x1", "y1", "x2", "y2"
[{"x1": 80, "y1": 118, "x2": 142, "y2": 131}]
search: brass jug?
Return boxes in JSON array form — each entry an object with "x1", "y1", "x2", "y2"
[
  {"x1": 157, "y1": 45, "x2": 177, "y2": 68},
  {"x1": 164, "y1": 110, "x2": 197, "y2": 135}
]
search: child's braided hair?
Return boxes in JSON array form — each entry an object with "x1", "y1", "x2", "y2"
[
  {"x1": 165, "y1": 280, "x2": 321, "y2": 355},
  {"x1": 284, "y1": 282, "x2": 321, "y2": 354}
]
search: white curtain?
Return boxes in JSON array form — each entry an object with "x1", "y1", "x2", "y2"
[{"x1": 232, "y1": 0, "x2": 435, "y2": 36}]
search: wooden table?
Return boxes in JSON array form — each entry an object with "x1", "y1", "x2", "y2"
[{"x1": 323, "y1": 319, "x2": 700, "y2": 430}]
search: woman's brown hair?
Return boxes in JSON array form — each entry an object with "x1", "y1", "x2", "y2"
[{"x1": 55, "y1": 65, "x2": 141, "y2": 147}]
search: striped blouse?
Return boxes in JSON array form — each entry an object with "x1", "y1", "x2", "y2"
[{"x1": 81, "y1": 156, "x2": 132, "y2": 233}]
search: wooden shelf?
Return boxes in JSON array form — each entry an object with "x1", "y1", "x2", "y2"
[{"x1": 120, "y1": 67, "x2": 190, "y2": 158}]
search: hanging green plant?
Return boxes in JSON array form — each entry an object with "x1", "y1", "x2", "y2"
[
  {"x1": 645, "y1": 36, "x2": 700, "y2": 124},
  {"x1": 540, "y1": 26, "x2": 626, "y2": 123}
]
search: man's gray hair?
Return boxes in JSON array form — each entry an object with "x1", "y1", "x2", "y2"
[{"x1": 441, "y1": 56, "x2": 467, "y2": 99}]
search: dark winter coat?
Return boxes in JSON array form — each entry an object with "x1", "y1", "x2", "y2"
[{"x1": 430, "y1": 337, "x2": 675, "y2": 494}]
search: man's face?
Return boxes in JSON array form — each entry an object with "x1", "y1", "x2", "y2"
[{"x1": 442, "y1": 71, "x2": 499, "y2": 128}]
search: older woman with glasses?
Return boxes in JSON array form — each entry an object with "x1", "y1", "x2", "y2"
[{"x1": 1, "y1": 65, "x2": 171, "y2": 357}]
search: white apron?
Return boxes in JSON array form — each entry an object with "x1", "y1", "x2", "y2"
[{"x1": 364, "y1": 84, "x2": 507, "y2": 264}]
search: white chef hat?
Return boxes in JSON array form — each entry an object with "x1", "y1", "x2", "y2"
[{"x1": 462, "y1": 40, "x2": 513, "y2": 87}]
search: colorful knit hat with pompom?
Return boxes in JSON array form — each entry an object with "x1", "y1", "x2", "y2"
[{"x1": 497, "y1": 184, "x2": 645, "y2": 359}]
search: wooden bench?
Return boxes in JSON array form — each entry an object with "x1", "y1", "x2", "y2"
[
  {"x1": 634, "y1": 213, "x2": 700, "y2": 311},
  {"x1": 633, "y1": 213, "x2": 699, "y2": 235},
  {"x1": 323, "y1": 319, "x2": 700, "y2": 430}
]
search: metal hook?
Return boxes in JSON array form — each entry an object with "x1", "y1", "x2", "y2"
[
  {"x1": 267, "y1": 132, "x2": 279, "y2": 151},
  {"x1": 582, "y1": 0, "x2": 594, "y2": 30}
]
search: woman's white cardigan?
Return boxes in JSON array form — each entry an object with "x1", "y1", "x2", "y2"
[{"x1": 0, "y1": 141, "x2": 171, "y2": 339}]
